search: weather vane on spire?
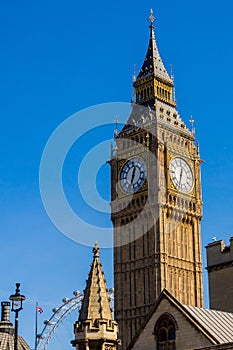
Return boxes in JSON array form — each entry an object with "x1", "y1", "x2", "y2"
[{"x1": 149, "y1": 9, "x2": 155, "y2": 25}]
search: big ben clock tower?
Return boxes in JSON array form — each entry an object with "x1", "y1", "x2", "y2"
[{"x1": 110, "y1": 10, "x2": 204, "y2": 349}]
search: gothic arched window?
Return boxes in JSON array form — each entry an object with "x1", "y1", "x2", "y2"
[{"x1": 154, "y1": 313, "x2": 177, "y2": 350}]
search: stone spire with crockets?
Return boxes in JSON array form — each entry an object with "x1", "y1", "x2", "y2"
[{"x1": 71, "y1": 243, "x2": 120, "y2": 350}]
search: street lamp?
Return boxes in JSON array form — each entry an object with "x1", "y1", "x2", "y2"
[{"x1": 9, "y1": 283, "x2": 26, "y2": 350}]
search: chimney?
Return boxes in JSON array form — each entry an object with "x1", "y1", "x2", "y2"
[
  {"x1": 1, "y1": 302, "x2": 11, "y2": 322},
  {"x1": 0, "y1": 301, "x2": 14, "y2": 335}
]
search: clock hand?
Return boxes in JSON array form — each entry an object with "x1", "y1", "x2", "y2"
[
  {"x1": 178, "y1": 168, "x2": 183, "y2": 188},
  {"x1": 131, "y1": 166, "x2": 136, "y2": 184}
]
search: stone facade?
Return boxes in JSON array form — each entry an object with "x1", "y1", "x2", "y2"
[{"x1": 206, "y1": 238, "x2": 233, "y2": 312}]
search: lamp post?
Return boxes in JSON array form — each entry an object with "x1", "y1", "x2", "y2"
[{"x1": 9, "y1": 283, "x2": 26, "y2": 350}]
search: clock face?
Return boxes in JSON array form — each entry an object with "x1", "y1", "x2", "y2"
[
  {"x1": 120, "y1": 158, "x2": 147, "y2": 194},
  {"x1": 169, "y1": 157, "x2": 193, "y2": 193}
]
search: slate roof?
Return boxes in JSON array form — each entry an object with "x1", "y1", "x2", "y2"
[
  {"x1": 184, "y1": 305, "x2": 233, "y2": 344},
  {"x1": 136, "y1": 23, "x2": 173, "y2": 85}
]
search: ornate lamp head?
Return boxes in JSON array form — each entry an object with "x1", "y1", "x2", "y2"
[{"x1": 9, "y1": 283, "x2": 26, "y2": 312}]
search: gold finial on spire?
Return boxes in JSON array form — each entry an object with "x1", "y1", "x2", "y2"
[{"x1": 149, "y1": 9, "x2": 155, "y2": 27}]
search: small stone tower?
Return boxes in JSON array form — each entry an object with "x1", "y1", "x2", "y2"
[
  {"x1": 206, "y1": 237, "x2": 233, "y2": 312},
  {"x1": 0, "y1": 302, "x2": 14, "y2": 335},
  {"x1": 71, "y1": 243, "x2": 120, "y2": 350}
]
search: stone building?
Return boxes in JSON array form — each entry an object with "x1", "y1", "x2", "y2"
[
  {"x1": 206, "y1": 238, "x2": 233, "y2": 313},
  {"x1": 0, "y1": 301, "x2": 30, "y2": 350}
]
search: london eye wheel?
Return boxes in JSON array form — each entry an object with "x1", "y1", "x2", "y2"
[{"x1": 36, "y1": 289, "x2": 114, "y2": 350}]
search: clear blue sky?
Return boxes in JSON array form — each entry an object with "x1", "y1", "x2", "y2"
[{"x1": 1, "y1": 0, "x2": 233, "y2": 348}]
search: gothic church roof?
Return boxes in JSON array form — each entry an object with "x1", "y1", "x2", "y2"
[{"x1": 127, "y1": 289, "x2": 233, "y2": 350}]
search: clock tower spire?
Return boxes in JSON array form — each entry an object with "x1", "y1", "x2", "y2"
[
  {"x1": 111, "y1": 10, "x2": 204, "y2": 349},
  {"x1": 134, "y1": 9, "x2": 176, "y2": 109}
]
